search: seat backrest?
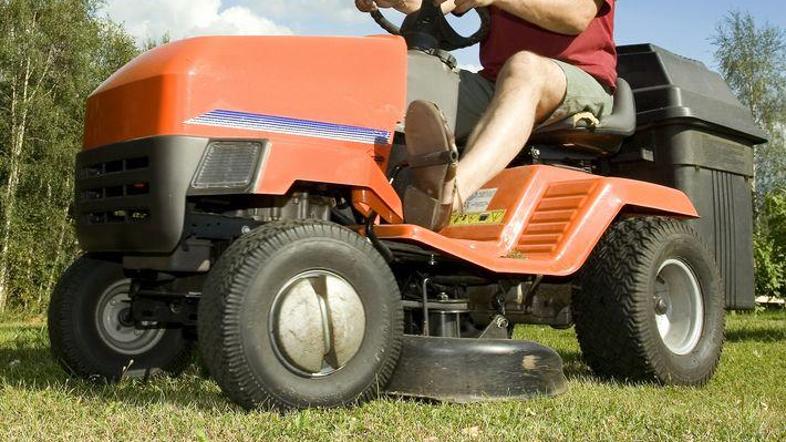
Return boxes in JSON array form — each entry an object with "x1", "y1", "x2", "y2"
[
  {"x1": 530, "y1": 78, "x2": 637, "y2": 155},
  {"x1": 596, "y1": 78, "x2": 636, "y2": 137}
]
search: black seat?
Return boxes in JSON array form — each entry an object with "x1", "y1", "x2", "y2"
[{"x1": 530, "y1": 78, "x2": 637, "y2": 155}]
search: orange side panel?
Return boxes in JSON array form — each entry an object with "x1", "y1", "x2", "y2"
[
  {"x1": 254, "y1": 140, "x2": 403, "y2": 222},
  {"x1": 373, "y1": 165, "x2": 698, "y2": 276}
]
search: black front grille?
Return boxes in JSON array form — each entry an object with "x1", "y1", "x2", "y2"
[
  {"x1": 87, "y1": 208, "x2": 151, "y2": 225},
  {"x1": 79, "y1": 156, "x2": 149, "y2": 179},
  {"x1": 77, "y1": 155, "x2": 152, "y2": 226},
  {"x1": 81, "y1": 182, "x2": 150, "y2": 202},
  {"x1": 74, "y1": 136, "x2": 209, "y2": 253}
]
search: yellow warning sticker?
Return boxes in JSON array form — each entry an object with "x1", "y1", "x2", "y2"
[{"x1": 449, "y1": 209, "x2": 506, "y2": 226}]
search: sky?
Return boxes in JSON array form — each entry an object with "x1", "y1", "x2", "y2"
[{"x1": 100, "y1": 0, "x2": 786, "y2": 71}]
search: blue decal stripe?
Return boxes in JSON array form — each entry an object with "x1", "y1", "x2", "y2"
[{"x1": 186, "y1": 109, "x2": 391, "y2": 144}]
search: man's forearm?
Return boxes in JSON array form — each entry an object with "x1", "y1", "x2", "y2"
[{"x1": 493, "y1": 0, "x2": 602, "y2": 35}]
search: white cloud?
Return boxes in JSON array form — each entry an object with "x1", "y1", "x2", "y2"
[
  {"x1": 99, "y1": 1, "x2": 483, "y2": 69},
  {"x1": 254, "y1": 0, "x2": 367, "y2": 24},
  {"x1": 101, "y1": 0, "x2": 292, "y2": 43}
]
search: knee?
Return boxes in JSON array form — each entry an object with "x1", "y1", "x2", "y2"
[{"x1": 498, "y1": 51, "x2": 546, "y2": 83}]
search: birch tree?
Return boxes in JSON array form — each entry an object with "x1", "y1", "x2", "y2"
[{"x1": 0, "y1": 0, "x2": 137, "y2": 312}]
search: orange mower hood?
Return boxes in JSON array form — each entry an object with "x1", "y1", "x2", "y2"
[{"x1": 83, "y1": 35, "x2": 408, "y2": 151}]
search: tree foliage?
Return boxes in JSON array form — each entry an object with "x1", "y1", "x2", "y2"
[
  {"x1": 753, "y1": 189, "x2": 786, "y2": 298},
  {"x1": 713, "y1": 11, "x2": 786, "y2": 298},
  {"x1": 0, "y1": 0, "x2": 138, "y2": 312},
  {"x1": 712, "y1": 10, "x2": 786, "y2": 195}
]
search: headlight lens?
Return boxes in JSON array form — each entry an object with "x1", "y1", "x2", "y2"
[{"x1": 192, "y1": 141, "x2": 263, "y2": 190}]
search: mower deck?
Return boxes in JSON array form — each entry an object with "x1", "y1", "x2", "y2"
[{"x1": 385, "y1": 335, "x2": 568, "y2": 402}]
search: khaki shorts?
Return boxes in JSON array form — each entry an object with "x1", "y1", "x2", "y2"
[{"x1": 454, "y1": 59, "x2": 614, "y2": 142}]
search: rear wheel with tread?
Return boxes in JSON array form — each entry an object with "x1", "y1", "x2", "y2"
[
  {"x1": 48, "y1": 255, "x2": 193, "y2": 381},
  {"x1": 573, "y1": 217, "x2": 724, "y2": 385}
]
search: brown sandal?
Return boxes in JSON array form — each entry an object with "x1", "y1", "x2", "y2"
[{"x1": 402, "y1": 100, "x2": 459, "y2": 231}]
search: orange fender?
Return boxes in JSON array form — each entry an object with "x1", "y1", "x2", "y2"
[{"x1": 373, "y1": 165, "x2": 698, "y2": 276}]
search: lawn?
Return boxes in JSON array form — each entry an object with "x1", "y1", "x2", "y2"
[{"x1": 1, "y1": 311, "x2": 784, "y2": 441}]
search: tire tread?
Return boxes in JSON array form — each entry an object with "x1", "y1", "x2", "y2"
[
  {"x1": 198, "y1": 220, "x2": 403, "y2": 410},
  {"x1": 48, "y1": 255, "x2": 193, "y2": 381},
  {"x1": 572, "y1": 216, "x2": 724, "y2": 385}
]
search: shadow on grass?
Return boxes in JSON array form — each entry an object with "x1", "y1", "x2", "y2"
[
  {"x1": 0, "y1": 343, "x2": 602, "y2": 411},
  {"x1": 1, "y1": 326, "x2": 707, "y2": 410},
  {"x1": 0, "y1": 344, "x2": 238, "y2": 412},
  {"x1": 725, "y1": 326, "x2": 786, "y2": 343},
  {"x1": 554, "y1": 349, "x2": 595, "y2": 380}
]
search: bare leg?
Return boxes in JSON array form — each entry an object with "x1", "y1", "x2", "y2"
[{"x1": 455, "y1": 51, "x2": 568, "y2": 208}]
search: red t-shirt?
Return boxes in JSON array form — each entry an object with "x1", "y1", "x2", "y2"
[{"x1": 479, "y1": 1, "x2": 617, "y2": 91}]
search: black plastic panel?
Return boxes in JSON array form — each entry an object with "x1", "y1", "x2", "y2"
[
  {"x1": 613, "y1": 45, "x2": 761, "y2": 309},
  {"x1": 75, "y1": 136, "x2": 209, "y2": 253},
  {"x1": 617, "y1": 44, "x2": 768, "y2": 144},
  {"x1": 708, "y1": 169, "x2": 755, "y2": 309},
  {"x1": 613, "y1": 125, "x2": 756, "y2": 309}
]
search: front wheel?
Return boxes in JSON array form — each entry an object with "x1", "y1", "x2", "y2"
[
  {"x1": 48, "y1": 255, "x2": 193, "y2": 381},
  {"x1": 198, "y1": 221, "x2": 403, "y2": 410},
  {"x1": 573, "y1": 217, "x2": 724, "y2": 385}
]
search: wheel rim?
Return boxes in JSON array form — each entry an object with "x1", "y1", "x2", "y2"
[
  {"x1": 270, "y1": 270, "x2": 367, "y2": 378},
  {"x1": 653, "y1": 258, "x2": 704, "y2": 355},
  {"x1": 94, "y1": 280, "x2": 165, "y2": 356}
]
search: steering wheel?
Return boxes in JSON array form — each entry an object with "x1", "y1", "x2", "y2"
[{"x1": 371, "y1": 2, "x2": 491, "y2": 52}]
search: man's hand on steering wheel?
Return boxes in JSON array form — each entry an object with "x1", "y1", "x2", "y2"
[
  {"x1": 361, "y1": 0, "x2": 492, "y2": 51},
  {"x1": 357, "y1": 1, "x2": 492, "y2": 17},
  {"x1": 355, "y1": 0, "x2": 421, "y2": 14}
]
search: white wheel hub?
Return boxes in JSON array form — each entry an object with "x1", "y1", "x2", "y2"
[
  {"x1": 654, "y1": 258, "x2": 704, "y2": 355},
  {"x1": 270, "y1": 270, "x2": 367, "y2": 377}
]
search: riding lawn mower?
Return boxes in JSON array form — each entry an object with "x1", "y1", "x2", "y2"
[{"x1": 47, "y1": 5, "x2": 766, "y2": 410}]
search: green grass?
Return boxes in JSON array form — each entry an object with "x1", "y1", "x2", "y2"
[{"x1": 1, "y1": 311, "x2": 785, "y2": 441}]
